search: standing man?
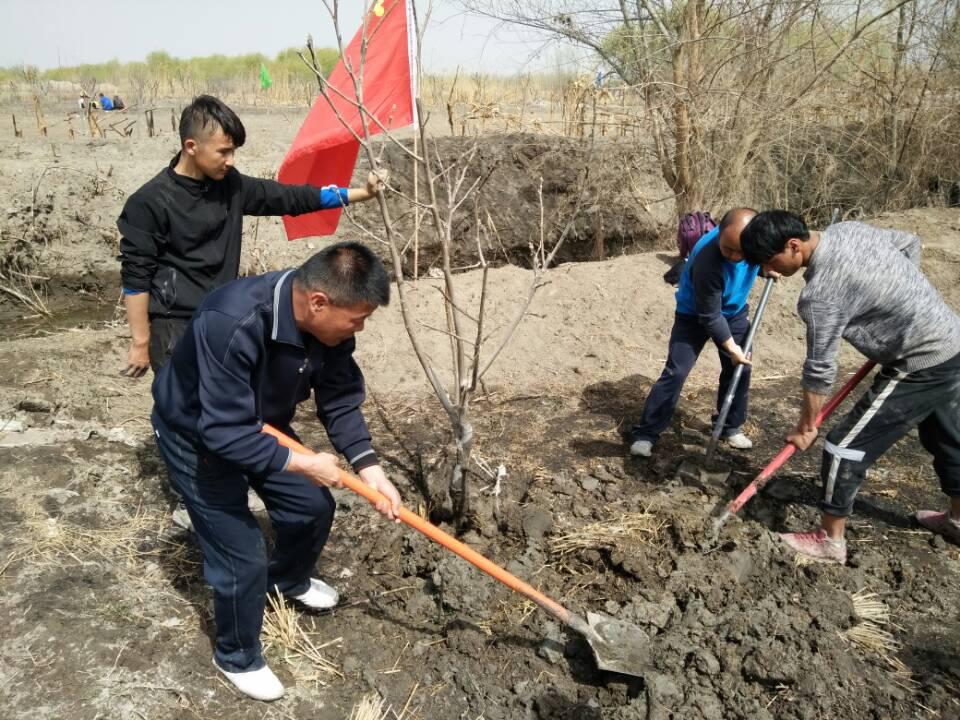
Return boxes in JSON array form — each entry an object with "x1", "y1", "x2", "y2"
[
  {"x1": 118, "y1": 94, "x2": 385, "y2": 378},
  {"x1": 627, "y1": 208, "x2": 760, "y2": 457},
  {"x1": 152, "y1": 242, "x2": 402, "y2": 701},
  {"x1": 740, "y1": 211, "x2": 960, "y2": 564}
]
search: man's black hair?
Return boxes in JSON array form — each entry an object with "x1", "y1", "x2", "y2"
[
  {"x1": 179, "y1": 95, "x2": 246, "y2": 147},
  {"x1": 294, "y1": 242, "x2": 390, "y2": 307},
  {"x1": 740, "y1": 210, "x2": 810, "y2": 265}
]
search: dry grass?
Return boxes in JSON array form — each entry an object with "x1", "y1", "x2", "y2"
[
  {"x1": 851, "y1": 590, "x2": 891, "y2": 625},
  {"x1": 19, "y1": 501, "x2": 171, "y2": 569},
  {"x1": 261, "y1": 592, "x2": 343, "y2": 680},
  {"x1": 842, "y1": 589, "x2": 916, "y2": 688},
  {"x1": 475, "y1": 596, "x2": 537, "y2": 636},
  {"x1": 551, "y1": 511, "x2": 664, "y2": 556},
  {"x1": 348, "y1": 691, "x2": 420, "y2": 720}
]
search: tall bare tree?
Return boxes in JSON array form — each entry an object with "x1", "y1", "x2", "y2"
[
  {"x1": 465, "y1": 0, "x2": 943, "y2": 218},
  {"x1": 299, "y1": 1, "x2": 591, "y2": 524}
]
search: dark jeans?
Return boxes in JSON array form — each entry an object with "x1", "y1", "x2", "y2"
[
  {"x1": 152, "y1": 410, "x2": 335, "y2": 672},
  {"x1": 820, "y1": 352, "x2": 960, "y2": 517},
  {"x1": 148, "y1": 316, "x2": 190, "y2": 373},
  {"x1": 628, "y1": 311, "x2": 752, "y2": 444}
]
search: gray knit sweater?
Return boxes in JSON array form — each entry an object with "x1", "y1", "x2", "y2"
[{"x1": 799, "y1": 221, "x2": 960, "y2": 394}]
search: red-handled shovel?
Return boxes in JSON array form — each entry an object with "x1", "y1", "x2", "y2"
[{"x1": 710, "y1": 360, "x2": 876, "y2": 539}]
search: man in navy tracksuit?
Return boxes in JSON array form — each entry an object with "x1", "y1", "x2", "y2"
[
  {"x1": 628, "y1": 208, "x2": 761, "y2": 457},
  {"x1": 152, "y1": 242, "x2": 401, "y2": 701}
]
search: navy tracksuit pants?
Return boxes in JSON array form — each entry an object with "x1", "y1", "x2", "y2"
[
  {"x1": 628, "y1": 310, "x2": 751, "y2": 444},
  {"x1": 152, "y1": 410, "x2": 335, "y2": 673}
]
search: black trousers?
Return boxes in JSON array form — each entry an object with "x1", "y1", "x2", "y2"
[
  {"x1": 148, "y1": 316, "x2": 190, "y2": 373},
  {"x1": 820, "y1": 352, "x2": 960, "y2": 517},
  {"x1": 628, "y1": 311, "x2": 752, "y2": 443},
  {"x1": 153, "y1": 411, "x2": 334, "y2": 672}
]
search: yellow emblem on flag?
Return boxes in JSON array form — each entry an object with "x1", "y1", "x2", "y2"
[{"x1": 373, "y1": 0, "x2": 385, "y2": 17}]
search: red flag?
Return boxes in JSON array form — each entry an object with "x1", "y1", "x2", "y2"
[{"x1": 278, "y1": 0, "x2": 417, "y2": 239}]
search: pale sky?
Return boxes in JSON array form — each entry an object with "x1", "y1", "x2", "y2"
[{"x1": 0, "y1": 0, "x2": 580, "y2": 74}]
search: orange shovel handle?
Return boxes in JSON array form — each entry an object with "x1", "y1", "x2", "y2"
[{"x1": 261, "y1": 424, "x2": 576, "y2": 627}]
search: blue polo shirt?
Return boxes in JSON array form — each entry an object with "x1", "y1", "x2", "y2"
[{"x1": 152, "y1": 270, "x2": 378, "y2": 475}]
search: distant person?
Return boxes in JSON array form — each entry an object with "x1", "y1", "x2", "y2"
[
  {"x1": 627, "y1": 208, "x2": 763, "y2": 458},
  {"x1": 78, "y1": 92, "x2": 88, "y2": 111},
  {"x1": 112, "y1": 95, "x2": 125, "y2": 110},
  {"x1": 740, "y1": 211, "x2": 960, "y2": 565},
  {"x1": 152, "y1": 243, "x2": 402, "y2": 700},
  {"x1": 98, "y1": 93, "x2": 114, "y2": 111}
]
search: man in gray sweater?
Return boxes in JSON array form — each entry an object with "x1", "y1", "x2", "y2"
[{"x1": 740, "y1": 210, "x2": 960, "y2": 564}]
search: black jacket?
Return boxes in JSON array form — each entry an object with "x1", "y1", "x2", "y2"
[
  {"x1": 118, "y1": 154, "x2": 342, "y2": 319},
  {"x1": 152, "y1": 270, "x2": 378, "y2": 475}
]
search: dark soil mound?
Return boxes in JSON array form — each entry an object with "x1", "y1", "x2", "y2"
[{"x1": 352, "y1": 133, "x2": 664, "y2": 275}]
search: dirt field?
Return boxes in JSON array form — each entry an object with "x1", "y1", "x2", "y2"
[{"x1": 1, "y1": 104, "x2": 959, "y2": 720}]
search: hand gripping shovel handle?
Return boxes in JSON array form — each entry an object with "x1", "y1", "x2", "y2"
[
  {"x1": 720, "y1": 360, "x2": 876, "y2": 519},
  {"x1": 705, "y1": 277, "x2": 776, "y2": 461},
  {"x1": 260, "y1": 424, "x2": 592, "y2": 637}
]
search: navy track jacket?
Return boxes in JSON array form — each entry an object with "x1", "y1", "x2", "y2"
[{"x1": 152, "y1": 270, "x2": 378, "y2": 476}]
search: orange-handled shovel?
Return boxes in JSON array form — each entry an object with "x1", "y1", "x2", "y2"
[{"x1": 262, "y1": 423, "x2": 649, "y2": 678}]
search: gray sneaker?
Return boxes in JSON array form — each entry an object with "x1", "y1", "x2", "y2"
[
  {"x1": 247, "y1": 489, "x2": 266, "y2": 513},
  {"x1": 172, "y1": 490, "x2": 264, "y2": 532},
  {"x1": 171, "y1": 502, "x2": 193, "y2": 532},
  {"x1": 630, "y1": 439, "x2": 653, "y2": 457},
  {"x1": 724, "y1": 432, "x2": 753, "y2": 450}
]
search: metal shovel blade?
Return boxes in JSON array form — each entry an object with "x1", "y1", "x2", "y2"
[{"x1": 584, "y1": 612, "x2": 650, "y2": 677}]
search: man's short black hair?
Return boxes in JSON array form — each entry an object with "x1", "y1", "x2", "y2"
[
  {"x1": 294, "y1": 242, "x2": 390, "y2": 307},
  {"x1": 179, "y1": 95, "x2": 246, "y2": 147},
  {"x1": 740, "y1": 210, "x2": 810, "y2": 265}
]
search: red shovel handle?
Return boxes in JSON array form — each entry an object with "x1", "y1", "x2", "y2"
[{"x1": 725, "y1": 361, "x2": 876, "y2": 515}]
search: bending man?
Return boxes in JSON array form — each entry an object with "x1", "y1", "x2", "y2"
[
  {"x1": 152, "y1": 242, "x2": 402, "y2": 700},
  {"x1": 741, "y1": 211, "x2": 960, "y2": 564},
  {"x1": 628, "y1": 208, "x2": 760, "y2": 457}
]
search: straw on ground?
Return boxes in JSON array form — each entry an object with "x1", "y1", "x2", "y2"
[{"x1": 551, "y1": 511, "x2": 663, "y2": 556}]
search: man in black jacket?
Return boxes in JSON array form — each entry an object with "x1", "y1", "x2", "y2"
[
  {"x1": 152, "y1": 242, "x2": 401, "y2": 701},
  {"x1": 118, "y1": 95, "x2": 385, "y2": 378}
]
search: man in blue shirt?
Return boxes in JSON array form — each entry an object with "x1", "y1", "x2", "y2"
[
  {"x1": 98, "y1": 93, "x2": 114, "y2": 111},
  {"x1": 628, "y1": 208, "x2": 760, "y2": 457},
  {"x1": 152, "y1": 242, "x2": 402, "y2": 701}
]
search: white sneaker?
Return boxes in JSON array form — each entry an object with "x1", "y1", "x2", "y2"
[
  {"x1": 172, "y1": 491, "x2": 264, "y2": 533},
  {"x1": 247, "y1": 489, "x2": 266, "y2": 513},
  {"x1": 291, "y1": 578, "x2": 339, "y2": 610},
  {"x1": 724, "y1": 432, "x2": 753, "y2": 450},
  {"x1": 630, "y1": 440, "x2": 653, "y2": 457},
  {"x1": 171, "y1": 503, "x2": 193, "y2": 532},
  {"x1": 213, "y1": 658, "x2": 284, "y2": 701}
]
